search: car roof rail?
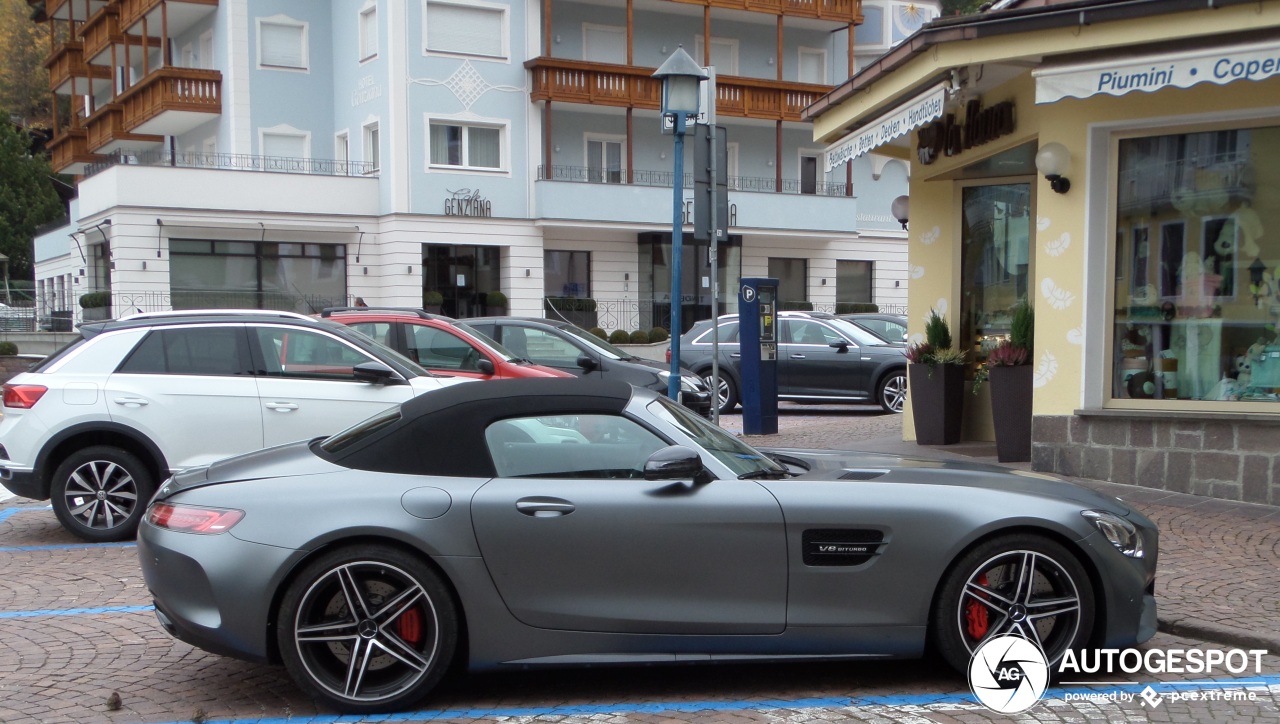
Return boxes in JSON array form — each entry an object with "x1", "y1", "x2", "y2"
[
  {"x1": 319, "y1": 306, "x2": 448, "y2": 320},
  {"x1": 116, "y1": 309, "x2": 315, "y2": 322}
]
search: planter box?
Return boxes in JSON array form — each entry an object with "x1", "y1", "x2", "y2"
[
  {"x1": 909, "y1": 364, "x2": 965, "y2": 445},
  {"x1": 989, "y1": 364, "x2": 1033, "y2": 462},
  {"x1": 82, "y1": 306, "x2": 111, "y2": 321}
]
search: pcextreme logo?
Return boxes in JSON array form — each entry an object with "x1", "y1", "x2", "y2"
[{"x1": 968, "y1": 635, "x2": 1049, "y2": 714}]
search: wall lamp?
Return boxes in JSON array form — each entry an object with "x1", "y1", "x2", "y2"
[
  {"x1": 891, "y1": 195, "x2": 910, "y2": 231},
  {"x1": 1035, "y1": 142, "x2": 1072, "y2": 194}
]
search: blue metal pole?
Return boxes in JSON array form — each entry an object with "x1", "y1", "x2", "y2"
[{"x1": 669, "y1": 114, "x2": 686, "y2": 402}]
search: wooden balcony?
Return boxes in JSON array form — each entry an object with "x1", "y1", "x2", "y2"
[
  {"x1": 663, "y1": 0, "x2": 862, "y2": 23},
  {"x1": 527, "y1": 58, "x2": 832, "y2": 122},
  {"x1": 119, "y1": 0, "x2": 217, "y2": 35},
  {"x1": 118, "y1": 66, "x2": 221, "y2": 136},
  {"x1": 85, "y1": 102, "x2": 163, "y2": 154},
  {"x1": 45, "y1": 40, "x2": 113, "y2": 96},
  {"x1": 79, "y1": 3, "x2": 122, "y2": 63},
  {"x1": 47, "y1": 127, "x2": 104, "y2": 175}
]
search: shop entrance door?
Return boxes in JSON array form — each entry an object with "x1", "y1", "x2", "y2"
[{"x1": 423, "y1": 244, "x2": 502, "y2": 318}]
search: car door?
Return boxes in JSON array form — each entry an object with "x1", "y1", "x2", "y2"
[
  {"x1": 249, "y1": 325, "x2": 420, "y2": 447},
  {"x1": 105, "y1": 324, "x2": 264, "y2": 468},
  {"x1": 779, "y1": 319, "x2": 870, "y2": 399},
  {"x1": 471, "y1": 413, "x2": 788, "y2": 635}
]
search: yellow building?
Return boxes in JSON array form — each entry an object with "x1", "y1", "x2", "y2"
[{"x1": 808, "y1": 0, "x2": 1280, "y2": 504}]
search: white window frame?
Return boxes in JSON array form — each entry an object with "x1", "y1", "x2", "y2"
[
  {"x1": 200, "y1": 30, "x2": 214, "y2": 69},
  {"x1": 422, "y1": 0, "x2": 510, "y2": 62},
  {"x1": 362, "y1": 121, "x2": 380, "y2": 175},
  {"x1": 695, "y1": 35, "x2": 739, "y2": 76},
  {"x1": 181, "y1": 42, "x2": 194, "y2": 68},
  {"x1": 359, "y1": 1, "x2": 378, "y2": 62},
  {"x1": 425, "y1": 113, "x2": 509, "y2": 175},
  {"x1": 584, "y1": 133, "x2": 626, "y2": 184},
  {"x1": 259, "y1": 124, "x2": 311, "y2": 162},
  {"x1": 581, "y1": 23, "x2": 625, "y2": 64},
  {"x1": 256, "y1": 15, "x2": 309, "y2": 72},
  {"x1": 797, "y1": 47, "x2": 827, "y2": 85},
  {"x1": 335, "y1": 131, "x2": 350, "y2": 173}
]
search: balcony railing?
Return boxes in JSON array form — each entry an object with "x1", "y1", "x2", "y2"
[
  {"x1": 44, "y1": 40, "x2": 111, "y2": 94},
  {"x1": 84, "y1": 102, "x2": 163, "y2": 152},
  {"x1": 119, "y1": 0, "x2": 218, "y2": 31},
  {"x1": 84, "y1": 149, "x2": 376, "y2": 178},
  {"x1": 527, "y1": 58, "x2": 832, "y2": 122},
  {"x1": 662, "y1": 0, "x2": 862, "y2": 23},
  {"x1": 118, "y1": 66, "x2": 221, "y2": 135},
  {"x1": 538, "y1": 165, "x2": 852, "y2": 197},
  {"x1": 78, "y1": 2, "x2": 121, "y2": 62},
  {"x1": 46, "y1": 128, "x2": 103, "y2": 173}
]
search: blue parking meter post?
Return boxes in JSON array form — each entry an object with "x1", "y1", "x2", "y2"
[{"x1": 739, "y1": 277, "x2": 778, "y2": 435}]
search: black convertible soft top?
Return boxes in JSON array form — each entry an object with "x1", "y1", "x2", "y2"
[{"x1": 324, "y1": 377, "x2": 639, "y2": 478}]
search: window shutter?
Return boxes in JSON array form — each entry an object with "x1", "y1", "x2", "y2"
[
  {"x1": 361, "y1": 9, "x2": 378, "y2": 58},
  {"x1": 427, "y1": 3, "x2": 503, "y2": 58},
  {"x1": 263, "y1": 133, "x2": 307, "y2": 159},
  {"x1": 261, "y1": 22, "x2": 305, "y2": 68}
]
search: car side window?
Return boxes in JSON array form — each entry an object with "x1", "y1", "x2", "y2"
[
  {"x1": 252, "y1": 327, "x2": 372, "y2": 380},
  {"x1": 408, "y1": 326, "x2": 480, "y2": 371},
  {"x1": 118, "y1": 327, "x2": 250, "y2": 376},
  {"x1": 348, "y1": 321, "x2": 395, "y2": 349},
  {"x1": 786, "y1": 319, "x2": 838, "y2": 345},
  {"x1": 696, "y1": 322, "x2": 739, "y2": 344},
  {"x1": 520, "y1": 328, "x2": 584, "y2": 366},
  {"x1": 485, "y1": 415, "x2": 668, "y2": 479}
]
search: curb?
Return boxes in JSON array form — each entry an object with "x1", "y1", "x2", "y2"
[{"x1": 1158, "y1": 617, "x2": 1280, "y2": 654}]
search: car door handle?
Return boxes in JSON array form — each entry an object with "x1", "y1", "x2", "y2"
[
  {"x1": 265, "y1": 402, "x2": 299, "y2": 412},
  {"x1": 515, "y1": 497, "x2": 576, "y2": 517},
  {"x1": 113, "y1": 397, "x2": 149, "y2": 407},
  {"x1": 729, "y1": 353, "x2": 741, "y2": 359},
  {"x1": 791, "y1": 354, "x2": 807, "y2": 359}
]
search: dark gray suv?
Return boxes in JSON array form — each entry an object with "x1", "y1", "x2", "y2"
[{"x1": 677, "y1": 312, "x2": 907, "y2": 414}]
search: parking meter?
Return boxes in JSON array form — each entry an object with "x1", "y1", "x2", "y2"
[{"x1": 739, "y1": 278, "x2": 778, "y2": 435}]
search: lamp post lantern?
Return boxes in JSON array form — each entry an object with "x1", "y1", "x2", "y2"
[{"x1": 652, "y1": 46, "x2": 707, "y2": 403}]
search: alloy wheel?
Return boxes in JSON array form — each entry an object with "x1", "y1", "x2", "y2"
[
  {"x1": 881, "y1": 373, "x2": 907, "y2": 413},
  {"x1": 62, "y1": 460, "x2": 138, "y2": 532},
  {"x1": 955, "y1": 549, "x2": 1082, "y2": 665}
]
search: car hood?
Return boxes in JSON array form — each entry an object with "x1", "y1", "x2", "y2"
[
  {"x1": 760, "y1": 448, "x2": 1132, "y2": 516},
  {"x1": 154, "y1": 441, "x2": 339, "y2": 501}
]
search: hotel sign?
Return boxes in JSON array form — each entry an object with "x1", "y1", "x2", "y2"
[
  {"x1": 1034, "y1": 40, "x2": 1280, "y2": 104},
  {"x1": 444, "y1": 189, "x2": 492, "y2": 217},
  {"x1": 824, "y1": 83, "x2": 947, "y2": 171}
]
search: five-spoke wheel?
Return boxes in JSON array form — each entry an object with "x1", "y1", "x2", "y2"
[
  {"x1": 50, "y1": 446, "x2": 154, "y2": 542},
  {"x1": 278, "y1": 545, "x2": 457, "y2": 713},
  {"x1": 878, "y1": 371, "x2": 907, "y2": 413},
  {"x1": 933, "y1": 534, "x2": 1094, "y2": 672},
  {"x1": 700, "y1": 371, "x2": 738, "y2": 414}
]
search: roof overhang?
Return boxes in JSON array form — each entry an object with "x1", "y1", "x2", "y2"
[{"x1": 823, "y1": 82, "x2": 949, "y2": 171}]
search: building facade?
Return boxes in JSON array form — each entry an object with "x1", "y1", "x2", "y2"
[
  {"x1": 31, "y1": 0, "x2": 938, "y2": 334},
  {"x1": 809, "y1": 0, "x2": 1280, "y2": 504}
]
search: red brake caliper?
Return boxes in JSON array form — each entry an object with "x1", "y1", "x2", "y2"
[
  {"x1": 395, "y1": 608, "x2": 423, "y2": 645},
  {"x1": 965, "y1": 573, "x2": 990, "y2": 639}
]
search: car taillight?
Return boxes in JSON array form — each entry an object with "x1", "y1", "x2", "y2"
[
  {"x1": 3, "y1": 384, "x2": 47, "y2": 409},
  {"x1": 147, "y1": 503, "x2": 244, "y2": 534}
]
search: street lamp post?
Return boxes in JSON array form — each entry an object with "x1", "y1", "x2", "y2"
[{"x1": 653, "y1": 47, "x2": 707, "y2": 403}]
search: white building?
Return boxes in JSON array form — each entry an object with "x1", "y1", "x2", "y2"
[{"x1": 31, "y1": 0, "x2": 937, "y2": 332}]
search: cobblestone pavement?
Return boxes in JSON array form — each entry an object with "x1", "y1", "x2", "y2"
[{"x1": 2, "y1": 404, "x2": 1278, "y2": 723}]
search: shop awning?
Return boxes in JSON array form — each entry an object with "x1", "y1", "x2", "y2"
[
  {"x1": 1034, "y1": 39, "x2": 1280, "y2": 104},
  {"x1": 823, "y1": 83, "x2": 948, "y2": 172}
]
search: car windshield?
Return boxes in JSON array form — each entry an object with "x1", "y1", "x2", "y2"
[
  {"x1": 560, "y1": 324, "x2": 630, "y2": 360},
  {"x1": 646, "y1": 396, "x2": 785, "y2": 477},
  {"x1": 450, "y1": 321, "x2": 522, "y2": 362},
  {"x1": 317, "y1": 406, "x2": 402, "y2": 454}
]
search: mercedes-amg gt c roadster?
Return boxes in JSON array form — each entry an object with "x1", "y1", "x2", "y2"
[{"x1": 138, "y1": 378, "x2": 1157, "y2": 713}]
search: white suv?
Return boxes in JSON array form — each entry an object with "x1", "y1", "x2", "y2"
[{"x1": 0, "y1": 310, "x2": 472, "y2": 541}]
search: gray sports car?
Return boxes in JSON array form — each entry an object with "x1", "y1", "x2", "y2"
[{"x1": 137, "y1": 378, "x2": 1158, "y2": 714}]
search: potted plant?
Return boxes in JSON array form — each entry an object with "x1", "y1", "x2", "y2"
[
  {"x1": 423, "y1": 290, "x2": 444, "y2": 314},
  {"x1": 985, "y1": 300, "x2": 1034, "y2": 462},
  {"x1": 907, "y1": 309, "x2": 967, "y2": 445},
  {"x1": 485, "y1": 290, "x2": 508, "y2": 315},
  {"x1": 79, "y1": 291, "x2": 111, "y2": 321}
]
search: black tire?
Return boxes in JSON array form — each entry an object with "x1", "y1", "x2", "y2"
[
  {"x1": 700, "y1": 370, "x2": 739, "y2": 414},
  {"x1": 50, "y1": 445, "x2": 154, "y2": 542},
  {"x1": 877, "y1": 370, "x2": 908, "y2": 413},
  {"x1": 932, "y1": 533, "x2": 1094, "y2": 674},
  {"x1": 277, "y1": 544, "x2": 458, "y2": 714}
]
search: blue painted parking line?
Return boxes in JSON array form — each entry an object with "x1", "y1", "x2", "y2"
[
  {"x1": 0, "y1": 541, "x2": 136, "y2": 553},
  {"x1": 128, "y1": 674, "x2": 1280, "y2": 724},
  {"x1": 0, "y1": 604, "x2": 153, "y2": 619},
  {"x1": 0, "y1": 505, "x2": 53, "y2": 524}
]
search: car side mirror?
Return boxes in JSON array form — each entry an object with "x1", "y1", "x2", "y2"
[
  {"x1": 476, "y1": 358, "x2": 495, "y2": 376},
  {"x1": 353, "y1": 361, "x2": 398, "y2": 385},
  {"x1": 829, "y1": 340, "x2": 849, "y2": 353},
  {"x1": 577, "y1": 354, "x2": 599, "y2": 373},
  {"x1": 643, "y1": 445, "x2": 703, "y2": 480}
]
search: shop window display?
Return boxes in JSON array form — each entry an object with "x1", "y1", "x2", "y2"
[{"x1": 1113, "y1": 125, "x2": 1280, "y2": 404}]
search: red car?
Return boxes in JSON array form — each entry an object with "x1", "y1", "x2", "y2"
[{"x1": 321, "y1": 308, "x2": 571, "y2": 381}]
